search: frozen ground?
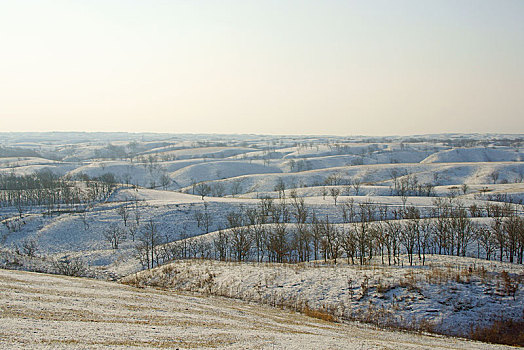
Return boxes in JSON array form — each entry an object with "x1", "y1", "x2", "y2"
[
  {"x1": 1, "y1": 132, "x2": 523, "y2": 346},
  {"x1": 0, "y1": 268, "x2": 517, "y2": 350},
  {"x1": 123, "y1": 255, "x2": 524, "y2": 340}
]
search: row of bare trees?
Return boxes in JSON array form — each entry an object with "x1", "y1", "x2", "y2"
[
  {"x1": 163, "y1": 198, "x2": 524, "y2": 266},
  {"x1": 0, "y1": 172, "x2": 117, "y2": 216},
  {"x1": 99, "y1": 194, "x2": 523, "y2": 270}
]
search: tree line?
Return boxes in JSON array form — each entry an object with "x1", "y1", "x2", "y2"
[
  {"x1": 0, "y1": 171, "x2": 118, "y2": 216},
  {"x1": 123, "y1": 196, "x2": 524, "y2": 269}
]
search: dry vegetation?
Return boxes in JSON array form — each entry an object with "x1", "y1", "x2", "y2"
[
  {"x1": 471, "y1": 319, "x2": 524, "y2": 346},
  {"x1": 3, "y1": 268, "x2": 511, "y2": 350},
  {"x1": 122, "y1": 256, "x2": 524, "y2": 346}
]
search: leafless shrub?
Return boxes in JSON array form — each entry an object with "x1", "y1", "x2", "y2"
[
  {"x1": 359, "y1": 275, "x2": 370, "y2": 299},
  {"x1": 52, "y1": 256, "x2": 88, "y2": 277},
  {"x1": 20, "y1": 238, "x2": 38, "y2": 257},
  {"x1": 375, "y1": 278, "x2": 392, "y2": 294},
  {"x1": 399, "y1": 270, "x2": 418, "y2": 291},
  {"x1": 500, "y1": 270, "x2": 519, "y2": 299}
]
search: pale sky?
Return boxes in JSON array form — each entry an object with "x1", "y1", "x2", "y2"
[{"x1": 1, "y1": 0, "x2": 523, "y2": 136}]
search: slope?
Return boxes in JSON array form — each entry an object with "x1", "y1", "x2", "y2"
[{"x1": 0, "y1": 269, "x2": 513, "y2": 350}]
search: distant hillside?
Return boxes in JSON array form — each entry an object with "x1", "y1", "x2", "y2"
[
  {"x1": 0, "y1": 146, "x2": 41, "y2": 158},
  {"x1": 422, "y1": 147, "x2": 523, "y2": 163}
]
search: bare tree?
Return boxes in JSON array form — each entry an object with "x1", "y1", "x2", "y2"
[
  {"x1": 231, "y1": 226, "x2": 252, "y2": 262},
  {"x1": 274, "y1": 177, "x2": 286, "y2": 199},
  {"x1": 491, "y1": 217, "x2": 506, "y2": 262},
  {"x1": 128, "y1": 223, "x2": 138, "y2": 242},
  {"x1": 340, "y1": 198, "x2": 356, "y2": 223},
  {"x1": 267, "y1": 223, "x2": 288, "y2": 263},
  {"x1": 321, "y1": 216, "x2": 341, "y2": 263},
  {"x1": 137, "y1": 219, "x2": 161, "y2": 268},
  {"x1": 330, "y1": 187, "x2": 341, "y2": 205},
  {"x1": 356, "y1": 204, "x2": 372, "y2": 265},
  {"x1": 249, "y1": 209, "x2": 267, "y2": 262},
  {"x1": 211, "y1": 182, "x2": 226, "y2": 197},
  {"x1": 351, "y1": 178, "x2": 362, "y2": 196},
  {"x1": 490, "y1": 170, "x2": 500, "y2": 184},
  {"x1": 321, "y1": 187, "x2": 328, "y2": 200},
  {"x1": 194, "y1": 210, "x2": 204, "y2": 229},
  {"x1": 449, "y1": 205, "x2": 473, "y2": 257},
  {"x1": 503, "y1": 212, "x2": 523, "y2": 263},
  {"x1": 195, "y1": 183, "x2": 211, "y2": 200},
  {"x1": 384, "y1": 219, "x2": 402, "y2": 265},
  {"x1": 202, "y1": 202, "x2": 212, "y2": 233},
  {"x1": 418, "y1": 219, "x2": 432, "y2": 265},
  {"x1": 402, "y1": 206, "x2": 420, "y2": 266},
  {"x1": 117, "y1": 204, "x2": 129, "y2": 226},
  {"x1": 432, "y1": 208, "x2": 450, "y2": 256},
  {"x1": 160, "y1": 173, "x2": 171, "y2": 190},
  {"x1": 311, "y1": 213, "x2": 323, "y2": 261},
  {"x1": 104, "y1": 224, "x2": 126, "y2": 249},
  {"x1": 325, "y1": 172, "x2": 342, "y2": 186},
  {"x1": 291, "y1": 196, "x2": 308, "y2": 224},
  {"x1": 477, "y1": 224, "x2": 494, "y2": 260},
  {"x1": 231, "y1": 179, "x2": 244, "y2": 197},
  {"x1": 258, "y1": 196, "x2": 274, "y2": 218},
  {"x1": 469, "y1": 203, "x2": 482, "y2": 218},
  {"x1": 342, "y1": 226, "x2": 357, "y2": 264},
  {"x1": 213, "y1": 229, "x2": 229, "y2": 261}
]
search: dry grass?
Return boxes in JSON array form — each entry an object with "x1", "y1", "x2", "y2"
[
  {"x1": 471, "y1": 318, "x2": 524, "y2": 346},
  {"x1": 375, "y1": 277, "x2": 393, "y2": 294},
  {"x1": 422, "y1": 263, "x2": 512, "y2": 287},
  {"x1": 416, "y1": 317, "x2": 436, "y2": 333},
  {"x1": 302, "y1": 305, "x2": 336, "y2": 322},
  {"x1": 399, "y1": 270, "x2": 419, "y2": 291},
  {"x1": 123, "y1": 259, "x2": 524, "y2": 347},
  {"x1": 500, "y1": 270, "x2": 519, "y2": 299}
]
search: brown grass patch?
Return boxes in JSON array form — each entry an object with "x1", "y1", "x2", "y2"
[
  {"x1": 471, "y1": 318, "x2": 524, "y2": 346},
  {"x1": 302, "y1": 305, "x2": 336, "y2": 322}
]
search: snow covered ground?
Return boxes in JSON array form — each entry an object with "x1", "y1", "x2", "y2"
[
  {"x1": 1, "y1": 132, "x2": 524, "y2": 346},
  {"x1": 0, "y1": 268, "x2": 517, "y2": 349},
  {"x1": 1, "y1": 133, "x2": 523, "y2": 279},
  {"x1": 123, "y1": 255, "x2": 524, "y2": 340}
]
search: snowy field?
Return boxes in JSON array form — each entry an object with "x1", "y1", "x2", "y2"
[
  {"x1": 0, "y1": 268, "x2": 517, "y2": 349},
  {"x1": 123, "y1": 255, "x2": 524, "y2": 340},
  {"x1": 1, "y1": 132, "x2": 523, "y2": 346}
]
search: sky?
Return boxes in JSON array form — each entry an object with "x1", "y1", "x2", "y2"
[{"x1": 0, "y1": 0, "x2": 523, "y2": 136}]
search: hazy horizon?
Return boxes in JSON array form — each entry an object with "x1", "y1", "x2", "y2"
[{"x1": 1, "y1": 0, "x2": 523, "y2": 136}]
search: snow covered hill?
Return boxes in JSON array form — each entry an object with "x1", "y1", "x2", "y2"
[
  {"x1": 1, "y1": 132, "x2": 523, "y2": 346},
  {"x1": 0, "y1": 268, "x2": 515, "y2": 349},
  {"x1": 422, "y1": 147, "x2": 523, "y2": 164}
]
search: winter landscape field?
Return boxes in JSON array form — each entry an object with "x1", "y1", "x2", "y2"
[
  {"x1": 3, "y1": 0, "x2": 524, "y2": 347},
  {"x1": 0, "y1": 132, "x2": 523, "y2": 348}
]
